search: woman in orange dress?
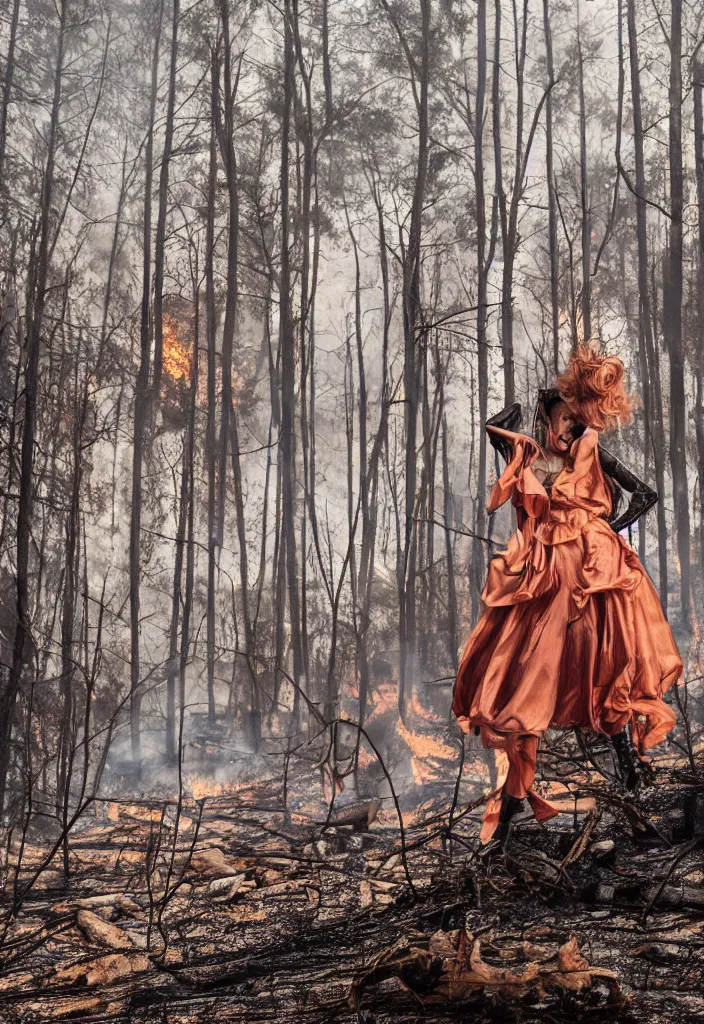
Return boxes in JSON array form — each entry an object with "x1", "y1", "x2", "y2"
[{"x1": 452, "y1": 346, "x2": 683, "y2": 853}]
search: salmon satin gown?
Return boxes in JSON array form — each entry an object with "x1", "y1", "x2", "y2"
[{"x1": 452, "y1": 425, "x2": 683, "y2": 836}]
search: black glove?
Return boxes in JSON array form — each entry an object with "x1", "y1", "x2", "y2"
[{"x1": 598, "y1": 444, "x2": 658, "y2": 533}]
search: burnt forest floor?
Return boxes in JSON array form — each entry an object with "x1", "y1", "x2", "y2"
[{"x1": 0, "y1": 735, "x2": 703, "y2": 1024}]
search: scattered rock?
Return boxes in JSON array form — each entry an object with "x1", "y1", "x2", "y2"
[
  {"x1": 189, "y1": 847, "x2": 243, "y2": 879},
  {"x1": 76, "y1": 909, "x2": 135, "y2": 949},
  {"x1": 590, "y1": 840, "x2": 615, "y2": 858},
  {"x1": 49, "y1": 952, "x2": 151, "y2": 987},
  {"x1": 329, "y1": 799, "x2": 381, "y2": 831},
  {"x1": 595, "y1": 884, "x2": 616, "y2": 904},
  {"x1": 57, "y1": 892, "x2": 143, "y2": 920},
  {"x1": 207, "y1": 873, "x2": 247, "y2": 900},
  {"x1": 632, "y1": 942, "x2": 686, "y2": 963}
]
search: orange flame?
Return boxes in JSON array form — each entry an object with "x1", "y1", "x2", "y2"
[
  {"x1": 366, "y1": 682, "x2": 397, "y2": 723},
  {"x1": 410, "y1": 690, "x2": 443, "y2": 723},
  {"x1": 396, "y1": 719, "x2": 458, "y2": 786},
  {"x1": 397, "y1": 719, "x2": 458, "y2": 762},
  {"x1": 186, "y1": 774, "x2": 242, "y2": 800},
  {"x1": 162, "y1": 312, "x2": 191, "y2": 381}
]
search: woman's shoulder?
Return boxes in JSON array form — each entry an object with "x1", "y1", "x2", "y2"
[
  {"x1": 567, "y1": 427, "x2": 602, "y2": 475},
  {"x1": 572, "y1": 426, "x2": 599, "y2": 452}
]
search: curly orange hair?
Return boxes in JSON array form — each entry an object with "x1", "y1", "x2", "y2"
[{"x1": 556, "y1": 344, "x2": 634, "y2": 432}]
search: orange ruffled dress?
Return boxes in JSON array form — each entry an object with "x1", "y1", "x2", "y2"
[{"x1": 452, "y1": 426, "x2": 682, "y2": 835}]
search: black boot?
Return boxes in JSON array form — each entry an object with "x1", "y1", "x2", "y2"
[
  {"x1": 611, "y1": 730, "x2": 650, "y2": 790},
  {"x1": 479, "y1": 792, "x2": 525, "y2": 858}
]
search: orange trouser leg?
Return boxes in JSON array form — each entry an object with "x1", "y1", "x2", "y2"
[{"x1": 502, "y1": 734, "x2": 539, "y2": 800}]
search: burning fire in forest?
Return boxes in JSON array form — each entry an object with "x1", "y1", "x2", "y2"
[
  {"x1": 162, "y1": 312, "x2": 191, "y2": 382},
  {"x1": 396, "y1": 718, "x2": 458, "y2": 786},
  {"x1": 396, "y1": 719, "x2": 458, "y2": 763},
  {"x1": 409, "y1": 690, "x2": 443, "y2": 723},
  {"x1": 366, "y1": 681, "x2": 397, "y2": 722},
  {"x1": 185, "y1": 774, "x2": 257, "y2": 801}
]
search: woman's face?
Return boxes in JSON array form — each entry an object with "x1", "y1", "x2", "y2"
[{"x1": 549, "y1": 401, "x2": 578, "y2": 453}]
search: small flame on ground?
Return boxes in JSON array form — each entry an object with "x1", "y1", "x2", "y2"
[
  {"x1": 187, "y1": 774, "x2": 240, "y2": 800},
  {"x1": 410, "y1": 690, "x2": 442, "y2": 723},
  {"x1": 396, "y1": 719, "x2": 459, "y2": 786},
  {"x1": 106, "y1": 802, "x2": 164, "y2": 823},
  {"x1": 396, "y1": 719, "x2": 458, "y2": 762},
  {"x1": 366, "y1": 681, "x2": 397, "y2": 723}
]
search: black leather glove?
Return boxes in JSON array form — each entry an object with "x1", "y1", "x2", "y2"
[
  {"x1": 486, "y1": 402, "x2": 522, "y2": 463},
  {"x1": 598, "y1": 445, "x2": 658, "y2": 533}
]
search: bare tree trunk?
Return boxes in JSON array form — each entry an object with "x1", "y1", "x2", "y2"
[
  {"x1": 344, "y1": 206, "x2": 371, "y2": 722},
  {"x1": 625, "y1": 0, "x2": 668, "y2": 605},
  {"x1": 0, "y1": 333, "x2": 22, "y2": 556},
  {"x1": 216, "y1": 3, "x2": 260, "y2": 744},
  {"x1": 152, "y1": 0, "x2": 180, "y2": 404},
  {"x1": 666, "y1": 0, "x2": 690, "y2": 625},
  {"x1": 291, "y1": 1, "x2": 334, "y2": 711},
  {"x1": 419, "y1": 342, "x2": 432, "y2": 669},
  {"x1": 354, "y1": 168, "x2": 393, "y2": 729},
  {"x1": 342, "y1": 329, "x2": 356, "y2": 721},
  {"x1": 279, "y1": 0, "x2": 304, "y2": 722},
  {"x1": 441, "y1": 412, "x2": 458, "y2": 672},
  {"x1": 395, "y1": 0, "x2": 430, "y2": 720},
  {"x1": 498, "y1": 0, "x2": 530, "y2": 403},
  {"x1": 0, "y1": 0, "x2": 68, "y2": 811},
  {"x1": 130, "y1": 0, "x2": 164, "y2": 768},
  {"x1": 179, "y1": 342, "x2": 198, "y2": 769},
  {"x1": 57, "y1": 336, "x2": 84, "y2": 812},
  {"x1": 268, "y1": 313, "x2": 285, "y2": 712},
  {"x1": 577, "y1": 14, "x2": 591, "y2": 342},
  {"x1": 0, "y1": 0, "x2": 21, "y2": 183},
  {"x1": 472, "y1": 0, "x2": 494, "y2": 623},
  {"x1": 254, "y1": 309, "x2": 276, "y2": 651},
  {"x1": 693, "y1": 58, "x2": 704, "y2": 568},
  {"x1": 321, "y1": 0, "x2": 333, "y2": 128},
  {"x1": 205, "y1": 49, "x2": 218, "y2": 728},
  {"x1": 543, "y1": 0, "x2": 560, "y2": 372},
  {"x1": 291, "y1": 0, "x2": 316, "y2": 697},
  {"x1": 166, "y1": 273, "x2": 198, "y2": 763}
]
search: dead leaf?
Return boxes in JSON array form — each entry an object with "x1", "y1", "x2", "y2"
[
  {"x1": 350, "y1": 930, "x2": 624, "y2": 1010},
  {"x1": 522, "y1": 940, "x2": 555, "y2": 962},
  {"x1": 558, "y1": 935, "x2": 590, "y2": 973}
]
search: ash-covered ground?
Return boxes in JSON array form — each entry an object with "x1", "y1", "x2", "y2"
[{"x1": 1, "y1": 716, "x2": 703, "y2": 1024}]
